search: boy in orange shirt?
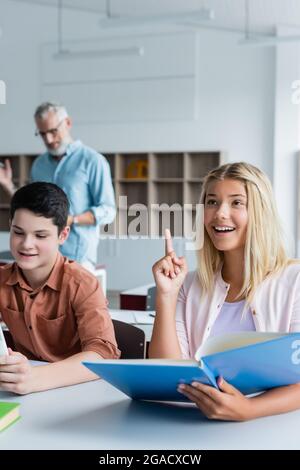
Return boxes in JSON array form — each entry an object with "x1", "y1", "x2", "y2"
[{"x1": 0, "y1": 182, "x2": 119, "y2": 394}]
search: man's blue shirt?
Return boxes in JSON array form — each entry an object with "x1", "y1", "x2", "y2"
[{"x1": 31, "y1": 140, "x2": 116, "y2": 264}]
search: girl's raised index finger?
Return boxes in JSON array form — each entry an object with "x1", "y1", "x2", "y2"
[{"x1": 165, "y1": 228, "x2": 174, "y2": 255}]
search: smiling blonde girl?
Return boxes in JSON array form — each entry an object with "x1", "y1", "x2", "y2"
[{"x1": 149, "y1": 162, "x2": 300, "y2": 421}]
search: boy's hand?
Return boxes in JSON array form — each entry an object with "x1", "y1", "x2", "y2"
[
  {"x1": 0, "y1": 349, "x2": 35, "y2": 395},
  {"x1": 152, "y1": 229, "x2": 188, "y2": 295}
]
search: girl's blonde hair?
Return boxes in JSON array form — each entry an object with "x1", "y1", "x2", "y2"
[{"x1": 197, "y1": 162, "x2": 291, "y2": 301}]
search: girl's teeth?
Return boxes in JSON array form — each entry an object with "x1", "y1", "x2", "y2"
[{"x1": 214, "y1": 227, "x2": 234, "y2": 232}]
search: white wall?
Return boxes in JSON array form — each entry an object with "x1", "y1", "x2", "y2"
[
  {"x1": 0, "y1": 1, "x2": 274, "y2": 166},
  {"x1": 96, "y1": 31, "x2": 276, "y2": 290},
  {"x1": 77, "y1": 32, "x2": 275, "y2": 176},
  {"x1": 0, "y1": 0, "x2": 102, "y2": 154},
  {"x1": 0, "y1": 1, "x2": 277, "y2": 289},
  {"x1": 273, "y1": 26, "x2": 300, "y2": 257}
]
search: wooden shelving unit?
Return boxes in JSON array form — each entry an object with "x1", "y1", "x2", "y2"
[
  {"x1": 104, "y1": 151, "x2": 225, "y2": 237},
  {"x1": 0, "y1": 151, "x2": 225, "y2": 236}
]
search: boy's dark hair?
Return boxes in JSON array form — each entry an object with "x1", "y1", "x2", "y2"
[{"x1": 10, "y1": 182, "x2": 69, "y2": 234}]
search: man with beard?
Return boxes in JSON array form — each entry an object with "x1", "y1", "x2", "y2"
[{"x1": 0, "y1": 102, "x2": 116, "y2": 270}]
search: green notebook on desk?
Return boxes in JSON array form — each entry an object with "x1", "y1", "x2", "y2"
[{"x1": 0, "y1": 402, "x2": 20, "y2": 432}]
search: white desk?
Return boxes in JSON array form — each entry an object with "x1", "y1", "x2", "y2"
[
  {"x1": 110, "y1": 309, "x2": 154, "y2": 341},
  {"x1": 1, "y1": 378, "x2": 300, "y2": 450}
]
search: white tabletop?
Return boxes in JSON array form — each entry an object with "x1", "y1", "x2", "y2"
[
  {"x1": 121, "y1": 284, "x2": 155, "y2": 295},
  {"x1": 1, "y1": 377, "x2": 300, "y2": 450},
  {"x1": 110, "y1": 309, "x2": 154, "y2": 341},
  {"x1": 110, "y1": 309, "x2": 154, "y2": 324}
]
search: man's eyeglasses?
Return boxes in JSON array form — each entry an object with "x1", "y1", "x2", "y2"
[{"x1": 35, "y1": 119, "x2": 65, "y2": 138}]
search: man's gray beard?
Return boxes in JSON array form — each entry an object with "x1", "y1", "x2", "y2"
[{"x1": 47, "y1": 141, "x2": 69, "y2": 157}]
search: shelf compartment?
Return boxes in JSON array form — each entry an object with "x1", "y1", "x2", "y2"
[
  {"x1": 150, "y1": 208, "x2": 184, "y2": 238},
  {"x1": 117, "y1": 153, "x2": 148, "y2": 180},
  {"x1": 151, "y1": 182, "x2": 183, "y2": 206},
  {"x1": 185, "y1": 152, "x2": 220, "y2": 179},
  {"x1": 185, "y1": 181, "x2": 203, "y2": 206},
  {"x1": 0, "y1": 209, "x2": 10, "y2": 230},
  {"x1": 118, "y1": 182, "x2": 148, "y2": 207},
  {"x1": 0, "y1": 187, "x2": 11, "y2": 205},
  {"x1": 152, "y1": 153, "x2": 184, "y2": 179}
]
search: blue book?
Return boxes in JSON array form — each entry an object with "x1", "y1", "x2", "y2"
[{"x1": 83, "y1": 332, "x2": 300, "y2": 402}]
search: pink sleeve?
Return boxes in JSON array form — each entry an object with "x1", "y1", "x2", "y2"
[
  {"x1": 290, "y1": 271, "x2": 300, "y2": 332},
  {"x1": 175, "y1": 280, "x2": 191, "y2": 359}
]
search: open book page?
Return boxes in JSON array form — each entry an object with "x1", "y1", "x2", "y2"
[
  {"x1": 195, "y1": 331, "x2": 286, "y2": 360},
  {"x1": 84, "y1": 332, "x2": 300, "y2": 400},
  {"x1": 0, "y1": 327, "x2": 8, "y2": 355},
  {"x1": 103, "y1": 358, "x2": 198, "y2": 366}
]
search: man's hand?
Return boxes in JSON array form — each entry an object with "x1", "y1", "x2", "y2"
[
  {"x1": 0, "y1": 159, "x2": 14, "y2": 195},
  {"x1": 67, "y1": 214, "x2": 74, "y2": 226}
]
